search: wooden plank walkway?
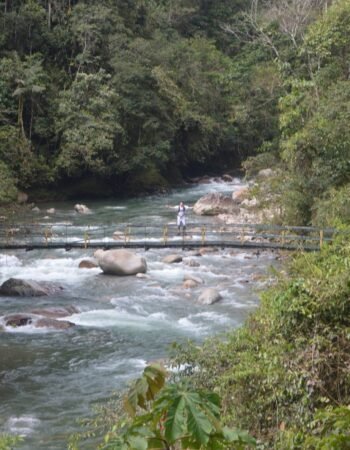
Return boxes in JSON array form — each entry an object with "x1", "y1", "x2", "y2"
[{"x1": 0, "y1": 223, "x2": 336, "y2": 251}]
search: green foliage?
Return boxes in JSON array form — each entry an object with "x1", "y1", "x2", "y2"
[
  {"x1": 171, "y1": 229, "x2": 350, "y2": 447},
  {"x1": 313, "y1": 183, "x2": 350, "y2": 227},
  {"x1": 56, "y1": 70, "x2": 123, "y2": 178},
  {"x1": 0, "y1": 0, "x2": 282, "y2": 195},
  {"x1": 281, "y1": 406, "x2": 350, "y2": 449},
  {"x1": 0, "y1": 434, "x2": 23, "y2": 450},
  {"x1": 102, "y1": 364, "x2": 255, "y2": 450},
  {"x1": 0, "y1": 161, "x2": 18, "y2": 204}
]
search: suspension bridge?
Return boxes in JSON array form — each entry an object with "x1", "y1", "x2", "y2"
[{"x1": 0, "y1": 222, "x2": 336, "y2": 251}]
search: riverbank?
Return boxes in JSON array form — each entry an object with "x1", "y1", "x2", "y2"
[{"x1": 170, "y1": 230, "x2": 350, "y2": 448}]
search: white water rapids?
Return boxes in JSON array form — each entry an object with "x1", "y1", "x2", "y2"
[{"x1": 0, "y1": 178, "x2": 278, "y2": 449}]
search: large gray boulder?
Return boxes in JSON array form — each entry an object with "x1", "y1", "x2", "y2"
[
  {"x1": 193, "y1": 193, "x2": 239, "y2": 216},
  {"x1": 197, "y1": 288, "x2": 222, "y2": 305},
  {"x1": 0, "y1": 278, "x2": 63, "y2": 297},
  {"x1": 94, "y1": 249, "x2": 147, "y2": 276}
]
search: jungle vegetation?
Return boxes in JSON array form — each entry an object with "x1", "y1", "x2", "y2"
[
  {"x1": 1, "y1": 0, "x2": 349, "y2": 226},
  {"x1": 0, "y1": 0, "x2": 278, "y2": 201}
]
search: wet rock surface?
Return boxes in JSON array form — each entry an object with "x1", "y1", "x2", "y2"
[
  {"x1": 94, "y1": 249, "x2": 147, "y2": 275},
  {"x1": 0, "y1": 278, "x2": 63, "y2": 297}
]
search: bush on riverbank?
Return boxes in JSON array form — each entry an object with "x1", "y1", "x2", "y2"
[
  {"x1": 0, "y1": 162, "x2": 17, "y2": 204},
  {"x1": 171, "y1": 229, "x2": 350, "y2": 448},
  {"x1": 0, "y1": 434, "x2": 22, "y2": 450}
]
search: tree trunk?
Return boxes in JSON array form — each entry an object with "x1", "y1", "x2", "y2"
[
  {"x1": 29, "y1": 97, "x2": 33, "y2": 140},
  {"x1": 48, "y1": 0, "x2": 51, "y2": 29},
  {"x1": 18, "y1": 95, "x2": 26, "y2": 139}
]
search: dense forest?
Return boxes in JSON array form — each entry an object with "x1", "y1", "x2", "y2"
[
  {"x1": 2, "y1": 0, "x2": 350, "y2": 226},
  {"x1": 0, "y1": 0, "x2": 275, "y2": 201}
]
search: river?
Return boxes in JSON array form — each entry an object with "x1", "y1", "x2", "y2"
[{"x1": 0, "y1": 178, "x2": 277, "y2": 449}]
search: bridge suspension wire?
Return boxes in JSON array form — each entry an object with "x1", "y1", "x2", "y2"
[{"x1": 0, "y1": 222, "x2": 338, "y2": 251}]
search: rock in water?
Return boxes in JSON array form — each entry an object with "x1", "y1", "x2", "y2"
[
  {"x1": 35, "y1": 318, "x2": 75, "y2": 330},
  {"x1": 30, "y1": 306, "x2": 79, "y2": 318},
  {"x1": 193, "y1": 193, "x2": 239, "y2": 216},
  {"x1": 183, "y1": 280, "x2": 198, "y2": 289},
  {"x1": 162, "y1": 254, "x2": 183, "y2": 264},
  {"x1": 79, "y1": 259, "x2": 98, "y2": 269},
  {"x1": 3, "y1": 313, "x2": 74, "y2": 330},
  {"x1": 94, "y1": 249, "x2": 147, "y2": 276},
  {"x1": 197, "y1": 288, "x2": 222, "y2": 305},
  {"x1": 0, "y1": 278, "x2": 63, "y2": 297},
  {"x1": 3, "y1": 314, "x2": 33, "y2": 327},
  {"x1": 183, "y1": 274, "x2": 203, "y2": 284},
  {"x1": 74, "y1": 203, "x2": 91, "y2": 214}
]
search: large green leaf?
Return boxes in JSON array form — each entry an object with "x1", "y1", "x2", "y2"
[
  {"x1": 185, "y1": 393, "x2": 213, "y2": 446},
  {"x1": 127, "y1": 435, "x2": 148, "y2": 450},
  {"x1": 124, "y1": 365, "x2": 167, "y2": 416},
  {"x1": 163, "y1": 394, "x2": 186, "y2": 443}
]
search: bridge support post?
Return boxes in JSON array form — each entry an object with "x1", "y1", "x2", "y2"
[
  {"x1": 320, "y1": 229, "x2": 324, "y2": 249},
  {"x1": 163, "y1": 225, "x2": 168, "y2": 245},
  {"x1": 44, "y1": 227, "x2": 52, "y2": 246},
  {"x1": 201, "y1": 226, "x2": 206, "y2": 245},
  {"x1": 125, "y1": 226, "x2": 131, "y2": 243},
  {"x1": 84, "y1": 229, "x2": 90, "y2": 249}
]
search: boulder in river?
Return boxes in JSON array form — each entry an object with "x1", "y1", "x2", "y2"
[
  {"x1": 183, "y1": 280, "x2": 198, "y2": 289},
  {"x1": 3, "y1": 314, "x2": 33, "y2": 327},
  {"x1": 232, "y1": 187, "x2": 249, "y2": 204},
  {"x1": 30, "y1": 306, "x2": 79, "y2": 318},
  {"x1": 162, "y1": 254, "x2": 183, "y2": 264},
  {"x1": 35, "y1": 318, "x2": 75, "y2": 330},
  {"x1": 3, "y1": 313, "x2": 74, "y2": 330},
  {"x1": 197, "y1": 288, "x2": 222, "y2": 305},
  {"x1": 0, "y1": 278, "x2": 63, "y2": 297},
  {"x1": 199, "y1": 247, "x2": 218, "y2": 256},
  {"x1": 47, "y1": 208, "x2": 56, "y2": 214},
  {"x1": 193, "y1": 193, "x2": 239, "y2": 216},
  {"x1": 222, "y1": 174, "x2": 234, "y2": 182},
  {"x1": 74, "y1": 204, "x2": 91, "y2": 214},
  {"x1": 184, "y1": 259, "x2": 200, "y2": 267},
  {"x1": 94, "y1": 249, "x2": 147, "y2": 276},
  {"x1": 183, "y1": 274, "x2": 203, "y2": 285},
  {"x1": 79, "y1": 259, "x2": 98, "y2": 269}
]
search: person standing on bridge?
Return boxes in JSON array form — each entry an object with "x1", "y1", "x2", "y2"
[{"x1": 177, "y1": 201, "x2": 186, "y2": 235}]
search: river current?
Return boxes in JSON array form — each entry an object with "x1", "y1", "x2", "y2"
[{"x1": 0, "y1": 179, "x2": 277, "y2": 449}]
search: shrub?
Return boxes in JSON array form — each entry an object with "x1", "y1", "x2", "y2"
[{"x1": 0, "y1": 161, "x2": 18, "y2": 204}]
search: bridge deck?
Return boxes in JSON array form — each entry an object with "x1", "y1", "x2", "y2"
[{"x1": 0, "y1": 223, "x2": 336, "y2": 251}]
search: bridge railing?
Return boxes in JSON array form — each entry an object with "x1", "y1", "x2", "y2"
[{"x1": 0, "y1": 222, "x2": 337, "y2": 250}]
